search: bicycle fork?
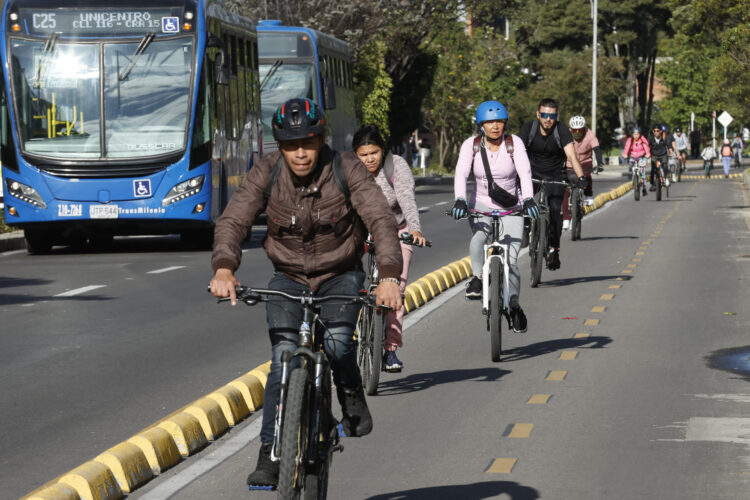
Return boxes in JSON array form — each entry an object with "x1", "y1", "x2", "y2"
[{"x1": 481, "y1": 243, "x2": 511, "y2": 314}]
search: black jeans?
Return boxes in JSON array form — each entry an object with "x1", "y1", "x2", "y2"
[
  {"x1": 534, "y1": 178, "x2": 566, "y2": 249},
  {"x1": 651, "y1": 154, "x2": 668, "y2": 184},
  {"x1": 260, "y1": 270, "x2": 365, "y2": 443}
]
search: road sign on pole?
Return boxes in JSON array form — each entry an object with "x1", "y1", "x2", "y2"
[{"x1": 718, "y1": 111, "x2": 733, "y2": 128}]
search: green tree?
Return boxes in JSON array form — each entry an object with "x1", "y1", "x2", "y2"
[{"x1": 356, "y1": 39, "x2": 392, "y2": 137}]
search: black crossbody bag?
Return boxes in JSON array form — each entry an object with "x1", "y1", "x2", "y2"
[{"x1": 479, "y1": 135, "x2": 519, "y2": 207}]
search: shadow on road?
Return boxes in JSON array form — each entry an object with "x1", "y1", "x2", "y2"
[
  {"x1": 537, "y1": 275, "x2": 632, "y2": 287},
  {"x1": 0, "y1": 277, "x2": 53, "y2": 288},
  {"x1": 0, "y1": 293, "x2": 112, "y2": 306},
  {"x1": 365, "y1": 480, "x2": 539, "y2": 500},
  {"x1": 377, "y1": 367, "x2": 510, "y2": 395},
  {"x1": 501, "y1": 336, "x2": 612, "y2": 362},
  {"x1": 577, "y1": 235, "x2": 638, "y2": 241}
]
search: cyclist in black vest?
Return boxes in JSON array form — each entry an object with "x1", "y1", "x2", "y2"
[
  {"x1": 647, "y1": 124, "x2": 674, "y2": 191},
  {"x1": 518, "y1": 98, "x2": 586, "y2": 271}
]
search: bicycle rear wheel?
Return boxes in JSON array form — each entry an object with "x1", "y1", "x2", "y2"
[
  {"x1": 357, "y1": 306, "x2": 383, "y2": 396},
  {"x1": 529, "y1": 215, "x2": 545, "y2": 287},
  {"x1": 489, "y1": 258, "x2": 503, "y2": 362},
  {"x1": 570, "y1": 189, "x2": 582, "y2": 241},
  {"x1": 278, "y1": 368, "x2": 310, "y2": 499},
  {"x1": 633, "y1": 173, "x2": 640, "y2": 201}
]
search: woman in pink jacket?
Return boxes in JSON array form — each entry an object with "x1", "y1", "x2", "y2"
[
  {"x1": 623, "y1": 126, "x2": 651, "y2": 196},
  {"x1": 451, "y1": 101, "x2": 538, "y2": 333}
]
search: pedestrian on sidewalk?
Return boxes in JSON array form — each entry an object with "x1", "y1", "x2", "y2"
[{"x1": 720, "y1": 139, "x2": 733, "y2": 178}]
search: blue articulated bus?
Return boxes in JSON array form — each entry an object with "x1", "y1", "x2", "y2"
[
  {"x1": 0, "y1": 0, "x2": 262, "y2": 252},
  {"x1": 257, "y1": 20, "x2": 356, "y2": 153}
]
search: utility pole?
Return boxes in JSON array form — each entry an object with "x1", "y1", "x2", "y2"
[{"x1": 591, "y1": 0, "x2": 598, "y2": 136}]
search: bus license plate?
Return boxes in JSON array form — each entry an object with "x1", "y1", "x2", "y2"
[{"x1": 89, "y1": 205, "x2": 119, "y2": 219}]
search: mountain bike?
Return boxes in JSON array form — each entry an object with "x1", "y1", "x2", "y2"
[
  {"x1": 217, "y1": 286, "x2": 383, "y2": 499},
  {"x1": 654, "y1": 158, "x2": 668, "y2": 201},
  {"x1": 568, "y1": 185, "x2": 584, "y2": 241},
  {"x1": 529, "y1": 178, "x2": 569, "y2": 288},
  {"x1": 630, "y1": 157, "x2": 648, "y2": 201},
  {"x1": 451, "y1": 208, "x2": 524, "y2": 362},
  {"x1": 357, "y1": 232, "x2": 430, "y2": 395}
]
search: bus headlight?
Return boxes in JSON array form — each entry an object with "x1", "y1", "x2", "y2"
[
  {"x1": 5, "y1": 179, "x2": 47, "y2": 209},
  {"x1": 162, "y1": 175, "x2": 204, "y2": 207}
]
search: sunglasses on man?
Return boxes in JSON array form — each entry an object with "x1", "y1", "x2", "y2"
[{"x1": 539, "y1": 112, "x2": 557, "y2": 120}]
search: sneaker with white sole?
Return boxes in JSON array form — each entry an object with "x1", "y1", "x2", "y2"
[
  {"x1": 562, "y1": 219, "x2": 570, "y2": 231},
  {"x1": 383, "y1": 350, "x2": 403, "y2": 372},
  {"x1": 465, "y1": 276, "x2": 482, "y2": 299}
]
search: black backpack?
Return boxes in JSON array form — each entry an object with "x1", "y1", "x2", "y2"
[{"x1": 525, "y1": 120, "x2": 562, "y2": 150}]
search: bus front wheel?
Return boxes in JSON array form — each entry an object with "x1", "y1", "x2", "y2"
[{"x1": 24, "y1": 228, "x2": 53, "y2": 254}]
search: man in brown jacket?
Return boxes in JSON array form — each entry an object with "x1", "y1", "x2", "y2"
[{"x1": 209, "y1": 98, "x2": 402, "y2": 489}]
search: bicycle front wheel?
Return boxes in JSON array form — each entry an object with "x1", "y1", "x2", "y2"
[
  {"x1": 358, "y1": 306, "x2": 383, "y2": 396},
  {"x1": 489, "y1": 258, "x2": 503, "y2": 362},
  {"x1": 278, "y1": 368, "x2": 310, "y2": 499},
  {"x1": 656, "y1": 172, "x2": 662, "y2": 201},
  {"x1": 633, "y1": 172, "x2": 640, "y2": 201},
  {"x1": 303, "y1": 369, "x2": 333, "y2": 500},
  {"x1": 529, "y1": 215, "x2": 545, "y2": 287}
]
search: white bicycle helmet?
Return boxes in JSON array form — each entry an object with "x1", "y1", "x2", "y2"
[{"x1": 569, "y1": 115, "x2": 586, "y2": 129}]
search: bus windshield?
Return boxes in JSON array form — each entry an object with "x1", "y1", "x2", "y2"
[
  {"x1": 259, "y1": 62, "x2": 316, "y2": 141},
  {"x1": 9, "y1": 36, "x2": 193, "y2": 160}
]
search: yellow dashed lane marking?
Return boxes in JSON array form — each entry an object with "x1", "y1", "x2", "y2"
[
  {"x1": 528, "y1": 394, "x2": 551, "y2": 404},
  {"x1": 600, "y1": 294, "x2": 614, "y2": 300},
  {"x1": 584, "y1": 319, "x2": 600, "y2": 326},
  {"x1": 546, "y1": 370, "x2": 567, "y2": 381},
  {"x1": 609, "y1": 284, "x2": 621, "y2": 289},
  {"x1": 487, "y1": 458, "x2": 517, "y2": 474},
  {"x1": 621, "y1": 269, "x2": 633, "y2": 274},
  {"x1": 632, "y1": 258, "x2": 642, "y2": 262},
  {"x1": 636, "y1": 251, "x2": 645, "y2": 255},
  {"x1": 508, "y1": 423, "x2": 534, "y2": 438},
  {"x1": 559, "y1": 350, "x2": 578, "y2": 360},
  {"x1": 574, "y1": 333, "x2": 590, "y2": 338},
  {"x1": 591, "y1": 306, "x2": 607, "y2": 312},
  {"x1": 626, "y1": 264, "x2": 637, "y2": 268}
]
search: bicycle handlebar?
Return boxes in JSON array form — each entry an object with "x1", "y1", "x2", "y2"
[
  {"x1": 443, "y1": 208, "x2": 524, "y2": 220},
  {"x1": 365, "y1": 232, "x2": 432, "y2": 248},
  {"x1": 209, "y1": 285, "x2": 391, "y2": 310},
  {"x1": 532, "y1": 178, "x2": 571, "y2": 187}
]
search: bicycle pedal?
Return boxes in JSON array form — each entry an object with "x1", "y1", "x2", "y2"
[
  {"x1": 248, "y1": 485, "x2": 277, "y2": 491},
  {"x1": 332, "y1": 442, "x2": 344, "y2": 453}
]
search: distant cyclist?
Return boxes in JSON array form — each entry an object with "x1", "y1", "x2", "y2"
[
  {"x1": 518, "y1": 98, "x2": 586, "y2": 271},
  {"x1": 720, "y1": 139, "x2": 733, "y2": 178},
  {"x1": 562, "y1": 115, "x2": 602, "y2": 230},
  {"x1": 624, "y1": 126, "x2": 651, "y2": 196},
  {"x1": 647, "y1": 124, "x2": 673, "y2": 191},
  {"x1": 353, "y1": 124, "x2": 427, "y2": 372},
  {"x1": 673, "y1": 127, "x2": 689, "y2": 173},
  {"x1": 452, "y1": 100, "x2": 538, "y2": 332}
]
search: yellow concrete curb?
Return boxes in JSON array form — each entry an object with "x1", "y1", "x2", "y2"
[{"x1": 93, "y1": 442, "x2": 153, "y2": 494}]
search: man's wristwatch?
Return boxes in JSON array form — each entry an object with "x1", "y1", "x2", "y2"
[{"x1": 379, "y1": 277, "x2": 400, "y2": 284}]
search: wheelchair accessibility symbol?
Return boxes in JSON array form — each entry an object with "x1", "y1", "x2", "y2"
[
  {"x1": 162, "y1": 17, "x2": 179, "y2": 33},
  {"x1": 134, "y1": 179, "x2": 152, "y2": 198}
]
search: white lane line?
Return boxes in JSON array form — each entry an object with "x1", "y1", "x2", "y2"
[
  {"x1": 1, "y1": 249, "x2": 26, "y2": 257},
  {"x1": 435, "y1": 201, "x2": 449, "y2": 206},
  {"x1": 147, "y1": 266, "x2": 186, "y2": 274},
  {"x1": 418, "y1": 206, "x2": 430, "y2": 212},
  {"x1": 54, "y1": 285, "x2": 107, "y2": 297},
  {"x1": 139, "y1": 416, "x2": 262, "y2": 499}
]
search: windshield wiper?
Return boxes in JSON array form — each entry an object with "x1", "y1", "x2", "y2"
[
  {"x1": 34, "y1": 33, "x2": 59, "y2": 88},
  {"x1": 118, "y1": 32, "x2": 155, "y2": 81},
  {"x1": 260, "y1": 59, "x2": 283, "y2": 91}
]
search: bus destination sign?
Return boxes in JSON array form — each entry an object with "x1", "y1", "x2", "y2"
[{"x1": 19, "y1": 9, "x2": 179, "y2": 35}]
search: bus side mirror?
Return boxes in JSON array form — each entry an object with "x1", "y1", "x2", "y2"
[
  {"x1": 323, "y1": 77, "x2": 336, "y2": 110},
  {"x1": 207, "y1": 33, "x2": 230, "y2": 86}
]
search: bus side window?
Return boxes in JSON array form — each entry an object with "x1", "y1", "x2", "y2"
[
  {"x1": 190, "y1": 62, "x2": 211, "y2": 169},
  {"x1": 321, "y1": 56, "x2": 336, "y2": 110}
]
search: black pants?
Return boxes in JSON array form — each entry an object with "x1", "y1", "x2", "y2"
[
  {"x1": 650, "y1": 154, "x2": 668, "y2": 184},
  {"x1": 534, "y1": 178, "x2": 566, "y2": 249}
]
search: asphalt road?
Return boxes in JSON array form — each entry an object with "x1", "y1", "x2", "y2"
[{"x1": 4, "y1": 167, "x2": 749, "y2": 499}]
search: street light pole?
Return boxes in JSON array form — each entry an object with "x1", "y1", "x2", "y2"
[{"x1": 591, "y1": 0, "x2": 598, "y2": 136}]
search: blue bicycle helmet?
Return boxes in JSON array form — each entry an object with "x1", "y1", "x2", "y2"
[{"x1": 476, "y1": 101, "x2": 508, "y2": 125}]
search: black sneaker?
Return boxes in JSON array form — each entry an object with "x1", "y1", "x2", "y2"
[
  {"x1": 337, "y1": 385, "x2": 372, "y2": 437},
  {"x1": 247, "y1": 442, "x2": 278, "y2": 490},
  {"x1": 649, "y1": 184, "x2": 656, "y2": 192},
  {"x1": 547, "y1": 249, "x2": 560, "y2": 270},
  {"x1": 383, "y1": 350, "x2": 403, "y2": 372},
  {"x1": 509, "y1": 305, "x2": 527, "y2": 333},
  {"x1": 642, "y1": 187, "x2": 648, "y2": 196},
  {"x1": 465, "y1": 276, "x2": 482, "y2": 299}
]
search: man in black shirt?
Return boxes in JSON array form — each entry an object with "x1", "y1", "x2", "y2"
[
  {"x1": 647, "y1": 124, "x2": 674, "y2": 191},
  {"x1": 518, "y1": 98, "x2": 586, "y2": 271}
]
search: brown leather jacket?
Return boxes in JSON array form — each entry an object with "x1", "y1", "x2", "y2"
[{"x1": 211, "y1": 146, "x2": 402, "y2": 291}]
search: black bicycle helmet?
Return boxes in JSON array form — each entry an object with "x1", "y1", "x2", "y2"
[{"x1": 271, "y1": 97, "x2": 326, "y2": 141}]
